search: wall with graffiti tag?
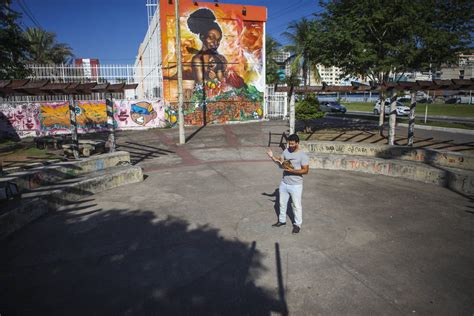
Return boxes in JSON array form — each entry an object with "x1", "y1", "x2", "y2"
[{"x1": 0, "y1": 99, "x2": 175, "y2": 138}]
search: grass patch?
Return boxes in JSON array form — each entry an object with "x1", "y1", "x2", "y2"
[{"x1": 342, "y1": 102, "x2": 474, "y2": 117}]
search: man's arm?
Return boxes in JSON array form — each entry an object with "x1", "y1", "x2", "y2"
[
  {"x1": 266, "y1": 148, "x2": 283, "y2": 164},
  {"x1": 284, "y1": 165, "x2": 309, "y2": 175}
]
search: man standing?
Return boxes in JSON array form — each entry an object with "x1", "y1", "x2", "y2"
[{"x1": 266, "y1": 134, "x2": 309, "y2": 234}]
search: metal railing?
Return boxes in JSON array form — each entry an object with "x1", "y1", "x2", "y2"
[
  {"x1": 0, "y1": 64, "x2": 164, "y2": 102},
  {"x1": 265, "y1": 85, "x2": 287, "y2": 119}
]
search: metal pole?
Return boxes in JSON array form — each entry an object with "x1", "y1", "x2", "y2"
[
  {"x1": 68, "y1": 95, "x2": 79, "y2": 159},
  {"x1": 175, "y1": 0, "x2": 185, "y2": 144}
]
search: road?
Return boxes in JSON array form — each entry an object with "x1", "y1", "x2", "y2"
[{"x1": 345, "y1": 111, "x2": 474, "y2": 124}]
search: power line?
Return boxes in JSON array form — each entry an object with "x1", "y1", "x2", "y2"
[
  {"x1": 19, "y1": 0, "x2": 41, "y2": 27},
  {"x1": 267, "y1": 0, "x2": 304, "y2": 18},
  {"x1": 17, "y1": 0, "x2": 42, "y2": 29}
]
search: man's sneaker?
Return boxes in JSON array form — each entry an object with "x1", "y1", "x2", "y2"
[
  {"x1": 272, "y1": 222, "x2": 286, "y2": 227},
  {"x1": 292, "y1": 225, "x2": 300, "y2": 234}
]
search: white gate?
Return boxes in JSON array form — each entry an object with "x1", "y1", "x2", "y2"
[{"x1": 265, "y1": 85, "x2": 287, "y2": 119}]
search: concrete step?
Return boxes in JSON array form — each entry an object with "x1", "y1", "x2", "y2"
[
  {"x1": 308, "y1": 153, "x2": 474, "y2": 196},
  {"x1": 0, "y1": 164, "x2": 143, "y2": 239},
  {"x1": 0, "y1": 151, "x2": 131, "y2": 193}
]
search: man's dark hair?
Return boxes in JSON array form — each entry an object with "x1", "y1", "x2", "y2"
[{"x1": 287, "y1": 134, "x2": 299, "y2": 143}]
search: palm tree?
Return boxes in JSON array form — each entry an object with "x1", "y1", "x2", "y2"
[
  {"x1": 265, "y1": 36, "x2": 281, "y2": 85},
  {"x1": 24, "y1": 27, "x2": 73, "y2": 64},
  {"x1": 282, "y1": 18, "x2": 320, "y2": 86}
]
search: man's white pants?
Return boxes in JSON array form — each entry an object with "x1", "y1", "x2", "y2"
[{"x1": 279, "y1": 181, "x2": 303, "y2": 227}]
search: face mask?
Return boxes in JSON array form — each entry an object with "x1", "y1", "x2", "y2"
[{"x1": 131, "y1": 104, "x2": 151, "y2": 115}]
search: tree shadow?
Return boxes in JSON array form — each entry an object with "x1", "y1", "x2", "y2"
[
  {"x1": 0, "y1": 207, "x2": 285, "y2": 315},
  {"x1": 116, "y1": 141, "x2": 175, "y2": 165}
]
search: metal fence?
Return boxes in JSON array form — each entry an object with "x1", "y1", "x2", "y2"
[
  {"x1": 265, "y1": 85, "x2": 287, "y2": 119},
  {"x1": 0, "y1": 64, "x2": 163, "y2": 102}
]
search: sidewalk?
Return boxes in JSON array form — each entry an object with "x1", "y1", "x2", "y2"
[{"x1": 1, "y1": 120, "x2": 473, "y2": 314}]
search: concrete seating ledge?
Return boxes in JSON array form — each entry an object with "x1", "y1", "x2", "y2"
[
  {"x1": 0, "y1": 151, "x2": 143, "y2": 239},
  {"x1": 1, "y1": 151, "x2": 132, "y2": 193},
  {"x1": 302, "y1": 141, "x2": 474, "y2": 196}
]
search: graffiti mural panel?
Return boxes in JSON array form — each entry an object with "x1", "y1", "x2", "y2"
[
  {"x1": 0, "y1": 103, "x2": 40, "y2": 138},
  {"x1": 113, "y1": 100, "x2": 171, "y2": 129},
  {"x1": 161, "y1": 1, "x2": 266, "y2": 125},
  {"x1": 39, "y1": 101, "x2": 108, "y2": 134},
  {"x1": 1, "y1": 99, "x2": 182, "y2": 138}
]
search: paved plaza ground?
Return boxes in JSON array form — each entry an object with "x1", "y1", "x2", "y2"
[{"x1": 1, "y1": 121, "x2": 473, "y2": 315}]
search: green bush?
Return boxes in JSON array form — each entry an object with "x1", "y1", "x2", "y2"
[{"x1": 295, "y1": 94, "x2": 324, "y2": 132}]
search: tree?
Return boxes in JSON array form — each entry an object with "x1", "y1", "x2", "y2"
[
  {"x1": 265, "y1": 36, "x2": 281, "y2": 85},
  {"x1": 295, "y1": 94, "x2": 324, "y2": 133},
  {"x1": 313, "y1": 0, "x2": 473, "y2": 142},
  {"x1": 282, "y1": 18, "x2": 320, "y2": 86},
  {"x1": 0, "y1": 0, "x2": 31, "y2": 79},
  {"x1": 24, "y1": 27, "x2": 74, "y2": 64}
]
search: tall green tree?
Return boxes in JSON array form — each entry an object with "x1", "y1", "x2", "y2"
[
  {"x1": 313, "y1": 0, "x2": 473, "y2": 140},
  {"x1": 24, "y1": 27, "x2": 74, "y2": 64},
  {"x1": 265, "y1": 36, "x2": 281, "y2": 85},
  {"x1": 0, "y1": 0, "x2": 31, "y2": 79},
  {"x1": 282, "y1": 18, "x2": 320, "y2": 86}
]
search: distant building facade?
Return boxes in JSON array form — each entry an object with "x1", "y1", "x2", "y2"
[{"x1": 74, "y1": 58, "x2": 100, "y2": 81}]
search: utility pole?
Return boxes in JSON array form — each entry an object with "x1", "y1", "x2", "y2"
[{"x1": 175, "y1": 0, "x2": 185, "y2": 144}]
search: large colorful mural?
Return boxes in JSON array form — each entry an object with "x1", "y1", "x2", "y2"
[
  {"x1": 0, "y1": 99, "x2": 175, "y2": 138},
  {"x1": 161, "y1": 1, "x2": 267, "y2": 125}
]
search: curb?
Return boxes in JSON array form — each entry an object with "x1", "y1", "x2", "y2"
[{"x1": 397, "y1": 123, "x2": 474, "y2": 135}]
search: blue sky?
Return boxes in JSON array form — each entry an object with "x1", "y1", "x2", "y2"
[{"x1": 12, "y1": 0, "x2": 321, "y2": 64}]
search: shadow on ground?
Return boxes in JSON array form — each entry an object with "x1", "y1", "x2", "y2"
[{"x1": 0, "y1": 207, "x2": 286, "y2": 315}]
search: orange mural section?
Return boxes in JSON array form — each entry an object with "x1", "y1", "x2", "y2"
[
  {"x1": 161, "y1": 1, "x2": 266, "y2": 125},
  {"x1": 39, "y1": 101, "x2": 108, "y2": 133}
]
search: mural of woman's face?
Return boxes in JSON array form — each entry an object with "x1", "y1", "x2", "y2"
[{"x1": 202, "y1": 29, "x2": 221, "y2": 52}]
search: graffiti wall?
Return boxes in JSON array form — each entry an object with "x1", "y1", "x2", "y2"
[
  {"x1": 0, "y1": 99, "x2": 172, "y2": 138},
  {"x1": 0, "y1": 103, "x2": 40, "y2": 139},
  {"x1": 39, "y1": 101, "x2": 108, "y2": 134},
  {"x1": 160, "y1": 1, "x2": 266, "y2": 125},
  {"x1": 113, "y1": 100, "x2": 173, "y2": 129}
]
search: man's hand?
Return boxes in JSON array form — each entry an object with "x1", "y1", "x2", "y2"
[
  {"x1": 284, "y1": 165, "x2": 309, "y2": 175},
  {"x1": 266, "y1": 148, "x2": 274, "y2": 158}
]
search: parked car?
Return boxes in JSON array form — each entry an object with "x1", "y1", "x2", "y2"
[
  {"x1": 373, "y1": 99, "x2": 410, "y2": 116},
  {"x1": 444, "y1": 96, "x2": 462, "y2": 104},
  {"x1": 416, "y1": 91, "x2": 433, "y2": 103},
  {"x1": 320, "y1": 101, "x2": 347, "y2": 113}
]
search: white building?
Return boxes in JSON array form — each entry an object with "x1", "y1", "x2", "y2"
[{"x1": 133, "y1": 0, "x2": 163, "y2": 99}]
